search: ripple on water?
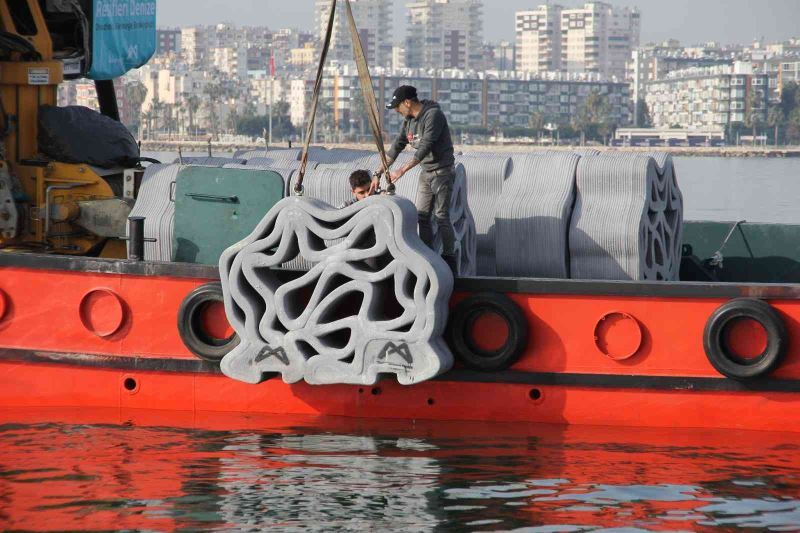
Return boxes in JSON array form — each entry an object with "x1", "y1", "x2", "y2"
[{"x1": 1, "y1": 415, "x2": 800, "y2": 531}]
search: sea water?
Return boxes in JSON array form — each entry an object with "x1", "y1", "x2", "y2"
[{"x1": 1, "y1": 409, "x2": 799, "y2": 531}]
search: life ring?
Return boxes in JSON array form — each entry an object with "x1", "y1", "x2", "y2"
[
  {"x1": 703, "y1": 298, "x2": 787, "y2": 381},
  {"x1": 178, "y1": 282, "x2": 240, "y2": 362},
  {"x1": 447, "y1": 292, "x2": 529, "y2": 372}
]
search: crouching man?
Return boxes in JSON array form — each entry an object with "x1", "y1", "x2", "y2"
[{"x1": 339, "y1": 169, "x2": 382, "y2": 208}]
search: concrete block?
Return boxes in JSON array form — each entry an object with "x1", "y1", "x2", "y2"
[
  {"x1": 569, "y1": 152, "x2": 682, "y2": 281},
  {"x1": 495, "y1": 153, "x2": 580, "y2": 278},
  {"x1": 219, "y1": 195, "x2": 454, "y2": 386}
]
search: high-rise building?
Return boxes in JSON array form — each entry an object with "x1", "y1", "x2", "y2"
[
  {"x1": 156, "y1": 28, "x2": 181, "y2": 56},
  {"x1": 181, "y1": 26, "x2": 208, "y2": 67},
  {"x1": 560, "y1": 2, "x2": 640, "y2": 80},
  {"x1": 515, "y1": 5, "x2": 562, "y2": 73},
  {"x1": 405, "y1": 0, "x2": 484, "y2": 71},
  {"x1": 313, "y1": 0, "x2": 392, "y2": 68}
]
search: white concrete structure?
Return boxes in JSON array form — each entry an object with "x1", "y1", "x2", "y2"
[
  {"x1": 405, "y1": 0, "x2": 484, "y2": 70},
  {"x1": 515, "y1": 4, "x2": 562, "y2": 74},
  {"x1": 561, "y1": 2, "x2": 640, "y2": 80},
  {"x1": 314, "y1": 0, "x2": 393, "y2": 68}
]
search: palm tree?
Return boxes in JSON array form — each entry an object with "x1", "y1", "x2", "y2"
[
  {"x1": 528, "y1": 110, "x2": 545, "y2": 137},
  {"x1": 183, "y1": 94, "x2": 201, "y2": 139},
  {"x1": 768, "y1": 105, "x2": 785, "y2": 147},
  {"x1": 574, "y1": 91, "x2": 614, "y2": 145},
  {"x1": 125, "y1": 80, "x2": 148, "y2": 136},
  {"x1": 141, "y1": 109, "x2": 155, "y2": 140},
  {"x1": 203, "y1": 82, "x2": 224, "y2": 139},
  {"x1": 745, "y1": 88, "x2": 764, "y2": 146}
]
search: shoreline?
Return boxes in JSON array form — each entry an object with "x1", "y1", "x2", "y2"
[{"x1": 141, "y1": 141, "x2": 800, "y2": 159}]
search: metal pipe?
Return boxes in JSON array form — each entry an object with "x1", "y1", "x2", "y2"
[
  {"x1": 128, "y1": 216, "x2": 145, "y2": 261},
  {"x1": 44, "y1": 182, "x2": 92, "y2": 238},
  {"x1": 95, "y1": 80, "x2": 120, "y2": 122}
]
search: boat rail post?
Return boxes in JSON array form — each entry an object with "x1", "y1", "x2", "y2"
[{"x1": 128, "y1": 216, "x2": 145, "y2": 261}]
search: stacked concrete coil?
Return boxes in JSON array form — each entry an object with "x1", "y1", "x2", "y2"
[
  {"x1": 173, "y1": 157, "x2": 245, "y2": 167},
  {"x1": 131, "y1": 148, "x2": 683, "y2": 283},
  {"x1": 127, "y1": 164, "x2": 180, "y2": 261},
  {"x1": 454, "y1": 153, "x2": 513, "y2": 276},
  {"x1": 650, "y1": 152, "x2": 684, "y2": 281},
  {"x1": 495, "y1": 152, "x2": 581, "y2": 278},
  {"x1": 569, "y1": 152, "x2": 680, "y2": 281}
]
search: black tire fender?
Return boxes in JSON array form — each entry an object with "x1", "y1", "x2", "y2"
[
  {"x1": 703, "y1": 298, "x2": 788, "y2": 381},
  {"x1": 446, "y1": 292, "x2": 529, "y2": 372},
  {"x1": 178, "y1": 282, "x2": 240, "y2": 363}
]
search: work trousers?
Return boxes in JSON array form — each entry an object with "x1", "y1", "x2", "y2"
[{"x1": 415, "y1": 167, "x2": 456, "y2": 257}]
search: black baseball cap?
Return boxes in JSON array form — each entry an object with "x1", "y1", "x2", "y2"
[{"x1": 386, "y1": 85, "x2": 418, "y2": 109}]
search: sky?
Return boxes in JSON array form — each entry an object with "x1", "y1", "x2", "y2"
[{"x1": 157, "y1": 0, "x2": 800, "y2": 46}]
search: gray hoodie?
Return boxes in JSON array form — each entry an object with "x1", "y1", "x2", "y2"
[{"x1": 386, "y1": 100, "x2": 455, "y2": 173}]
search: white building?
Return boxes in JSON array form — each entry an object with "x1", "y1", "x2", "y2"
[
  {"x1": 180, "y1": 27, "x2": 208, "y2": 67},
  {"x1": 313, "y1": 0, "x2": 392, "y2": 68},
  {"x1": 515, "y1": 4, "x2": 562, "y2": 73},
  {"x1": 405, "y1": 0, "x2": 484, "y2": 70},
  {"x1": 628, "y1": 42, "x2": 730, "y2": 124},
  {"x1": 210, "y1": 45, "x2": 248, "y2": 79},
  {"x1": 645, "y1": 62, "x2": 770, "y2": 131},
  {"x1": 561, "y1": 2, "x2": 640, "y2": 80}
]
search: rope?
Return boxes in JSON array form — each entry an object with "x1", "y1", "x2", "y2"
[
  {"x1": 343, "y1": 0, "x2": 393, "y2": 192},
  {"x1": 295, "y1": 0, "x2": 337, "y2": 195}
]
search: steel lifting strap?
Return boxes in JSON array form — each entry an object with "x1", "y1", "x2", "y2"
[
  {"x1": 295, "y1": 0, "x2": 337, "y2": 195},
  {"x1": 343, "y1": 0, "x2": 393, "y2": 191},
  {"x1": 295, "y1": 0, "x2": 393, "y2": 195}
]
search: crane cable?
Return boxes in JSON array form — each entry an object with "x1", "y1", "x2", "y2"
[
  {"x1": 342, "y1": 0, "x2": 393, "y2": 192},
  {"x1": 294, "y1": 0, "x2": 337, "y2": 195},
  {"x1": 295, "y1": 0, "x2": 392, "y2": 195}
]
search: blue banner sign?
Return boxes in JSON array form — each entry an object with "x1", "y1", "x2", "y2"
[{"x1": 88, "y1": 0, "x2": 157, "y2": 80}]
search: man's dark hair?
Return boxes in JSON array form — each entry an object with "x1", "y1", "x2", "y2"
[{"x1": 349, "y1": 169, "x2": 372, "y2": 189}]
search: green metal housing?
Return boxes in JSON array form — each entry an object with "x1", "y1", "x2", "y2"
[
  {"x1": 172, "y1": 166, "x2": 285, "y2": 266},
  {"x1": 682, "y1": 221, "x2": 800, "y2": 283}
]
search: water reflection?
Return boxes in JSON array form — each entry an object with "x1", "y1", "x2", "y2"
[{"x1": 0, "y1": 408, "x2": 799, "y2": 531}]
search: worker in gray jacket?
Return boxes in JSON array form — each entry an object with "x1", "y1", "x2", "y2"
[{"x1": 375, "y1": 85, "x2": 458, "y2": 274}]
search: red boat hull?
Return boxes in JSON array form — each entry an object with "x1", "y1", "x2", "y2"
[{"x1": 2, "y1": 253, "x2": 800, "y2": 432}]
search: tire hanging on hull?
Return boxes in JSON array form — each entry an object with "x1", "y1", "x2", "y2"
[
  {"x1": 447, "y1": 292, "x2": 529, "y2": 372},
  {"x1": 703, "y1": 297, "x2": 788, "y2": 381},
  {"x1": 178, "y1": 282, "x2": 240, "y2": 362}
]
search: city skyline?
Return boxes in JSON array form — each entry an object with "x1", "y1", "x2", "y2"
[{"x1": 157, "y1": 0, "x2": 799, "y2": 46}]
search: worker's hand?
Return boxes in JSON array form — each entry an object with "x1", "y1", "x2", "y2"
[
  {"x1": 389, "y1": 169, "x2": 404, "y2": 183},
  {"x1": 369, "y1": 175, "x2": 381, "y2": 195}
]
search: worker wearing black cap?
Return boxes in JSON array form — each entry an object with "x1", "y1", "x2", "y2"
[{"x1": 375, "y1": 85, "x2": 458, "y2": 275}]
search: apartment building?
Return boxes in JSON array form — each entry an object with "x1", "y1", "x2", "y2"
[
  {"x1": 758, "y1": 57, "x2": 800, "y2": 94},
  {"x1": 290, "y1": 67, "x2": 631, "y2": 132},
  {"x1": 210, "y1": 45, "x2": 248, "y2": 79},
  {"x1": 628, "y1": 43, "x2": 730, "y2": 124},
  {"x1": 515, "y1": 4, "x2": 562, "y2": 73},
  {"x1": 156, "y1": 28, "x2": 181, "y2": 55},
  {"x1": 313, "y1": 0, "x2": 392, "y2": 68},
  {"x1": 405, "y1": 0, "x2": 484, "y2": 70},
  {"x1": 561, "y1": 2, "x2": 640, "y2": 80},
  {"x1": 645, "y1": 62, "x2": 769, "y2": 130},
  {"x1": 180, "y1": 27, "x2": 208, "y2": 67}
]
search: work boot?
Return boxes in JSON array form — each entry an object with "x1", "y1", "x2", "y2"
[{"x1": 442, "y1": 254, "x2": 459, "y2": 277}]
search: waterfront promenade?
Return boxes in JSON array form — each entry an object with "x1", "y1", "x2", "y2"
[{"x1": 141, "y1": 141, "x2": 800, "y2": 158}]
